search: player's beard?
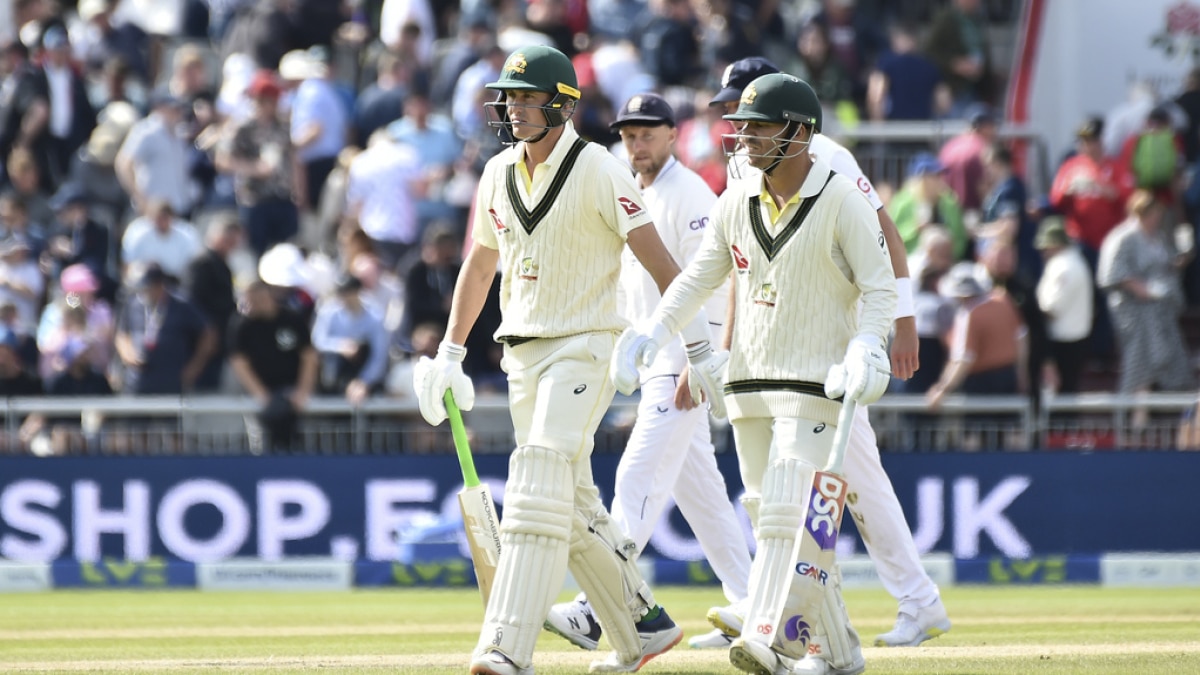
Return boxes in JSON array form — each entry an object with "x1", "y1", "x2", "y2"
[{"x1": 634, "y1": 154, "x2": 667, "y2": 180}]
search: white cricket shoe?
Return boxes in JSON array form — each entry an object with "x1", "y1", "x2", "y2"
[
  {"x1": 728, "y1": 637, "x2": 794, "y2": 675},
  {"x1": 873, "y1": 600, "x2": 952, "y2": 647},
  {"x1": 688, "y1": 628, "x2": 734, "y2": 649},
  {"x1": 545, "y1": 594, "x2": 602, "y2": 651},
  {"x1": 707, "y1": 600, "x2": 747, "y2": 637},
  {"x1": 588, "y1": 606, "x2": 682, "y2": 673},
  {"x1": 469, "y1": 650, "x2": 534, "y2": 675}
]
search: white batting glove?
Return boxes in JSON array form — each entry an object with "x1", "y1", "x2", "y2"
[
  {"x1": 825, "y1": 335, "x2": 891, "y2": 406},
  {"x1": 686, "y1": 341, "x2": 729, "y2": 419},
  {"x1": 610, "y1": 323, "x2": 671, "y2": 395},
  {"x1": 413, "y1": 341, "x2": 475, "y2": 426}
]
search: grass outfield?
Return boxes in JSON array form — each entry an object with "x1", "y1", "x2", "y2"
[{"x1": 2, "y1": 587, "x2": 1199, "y2": 674}]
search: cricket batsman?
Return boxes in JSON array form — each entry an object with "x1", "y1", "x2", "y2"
[
  {"x1": 612, "y1": 73, "x2": 896, "y2": 675},
  {"x1": 415, "y1": 45, "x2": 701, "y2": 675}
]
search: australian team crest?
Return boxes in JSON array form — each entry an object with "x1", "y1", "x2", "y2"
[
  {"x1": 519, "y1": 257, "x2": 539, "y2": 280},
  {"x1": 741, "y1": 83, "x2": 758, "y2": 106},
  {"x1": 506, "y1": 53, "x2": 528, "y2": 74},
  {"x1": 753, "y1": 283, "x2": 777, "y2": 307}
]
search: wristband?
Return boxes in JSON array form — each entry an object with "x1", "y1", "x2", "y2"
[
  {"x1": 686, "y1": 341, "x2": 712, "y2": 361},
  {"x1": 437, "y1": 341, "x2": 467, "y2": 362},
  {"x1": 894, "y1": 277, "x2": 915, "y2": 320}
]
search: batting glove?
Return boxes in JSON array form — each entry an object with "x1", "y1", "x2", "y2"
[
  {"x1": 610, "y1": 323, "x2": 671, "y2": 395},
  {"x1": 825, "y1": 335, "x2": 892, "y2": 406},
  {"x1": 414, "y1": 341, "x2": 475, "y2": 426},
  {"x1": 686, "y1": 341, "x2": 729, "y2": 419}
]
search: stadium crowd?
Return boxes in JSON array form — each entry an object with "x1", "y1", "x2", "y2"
[{"x1": 0, "y1": 0, "x2": 1195, "y2": 453}]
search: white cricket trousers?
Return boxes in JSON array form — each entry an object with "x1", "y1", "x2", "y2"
[
  {"x1": 844, "y1": 404, "x2": 941, "y2": 614},
  {"x1": 610, "y1": 374, "x2": 751, "y2": 604}
]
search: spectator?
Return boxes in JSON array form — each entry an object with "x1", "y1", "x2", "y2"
[
  {"x1": 6, "y1": 147, "x2": 54, "y2": 227},
  {"x1": 281, "y1": 46, "x2": 349, "y2": 213},
  {"x1": 938, "y1": 104, "x2": 997, "y2": 211},
  {"x1": 888, "y1": 153, "x2": 969, "y2": 259},
  {"x1": 1052, "y1": 116, "x2": 1128, "y2": 255},
  {"x1": 0, "y1": 40, "x2": 39, "y2": 184},
  {"x1": 637, "y1": 0, "x2": 699, "y2": 87},
  {"x1": 115, "y1": 263, "x2": 216, "y2": 394},
  {"x1": 1103, "y1": 81, "x2": 1157, "y2": 159},
  {"x1": 386, "y1": 82, "x2": 462, "y2": 230},
  {"x1": 44, "y1": 184, "x2": 109, "y2": 281},
  {"x1": 979, "y1": 144, "x2": 1038, "y2": 278},
  {"x1": 229, "y1": 280, "x2": 317, "y2": 452},
  {"x1": 805, "y1": 0, "x2": 887, "y2": 106},
  {"x1": 0, "y1": 300, "x2": 39, "y2": 372},
  {"x1": 258, "y1": 242, "x2": 318, "y2": 325},
  {"x1": 907, "y1": 225, "x2": 956, "y2": 296},
  {"x1": 345, "y1": 130, "x2": 424, "y2": 270},
  {"x1": 1175, "y1": 67, "x2": 1200, "y2": 163},
  {"x1": 67, "y1": 100, "x2": 138, "y2": 227},
  {"x1": 184, "y1": 217, "x2": 243, "y2": 391},
  {"x1": 1097, "y1": 190, "x2": 1195, "y2": 397},
  {"x1": 115, "y1": 89, "x2": 194, "y2": 217},
  {"x1": 786, "y1": 21, "x2": 854, "y2": 128},
  {"x1": 927, "y1": 262, "x2": 1026, "y2": 408},
  {"x1": 42, "y1": 333, "x2": 112, "y2": 454},
  {"x1": 451, "y1": 43, "x2": 506, "y2": 141},
  {"x1": 868, "y1": 23, "x2": 945, "y2": 122},
  {"x1": 121, "y1": 200, "x2": 202, "y2": 283},
  {"x1": 379, "y1": 0, "x2": 436, "y2": 64},
  {"x1": 28, "y1": 26, "x2": 97, "y2": 191},
  {"x1": 1034, "y1": 217, "x2": 1093, "y2": 394},
  {"x1": 354, "y1": 50, "x2": 412, "y2": 146},
  {"x1": 311, "y1": 276, "x2": 388, "y2": 406},
  {"x1": 221, "y1": 0, "x2": 295, "y2": 71},
  {"x1": 1117, "y1": 104, "x2": 1184, "y2": 206},
  {"x1": 981, "y1": 240, "x2": 1047, "y2": 408},
  {"x1": 400, "y1": 223, "x2": 458, "y2": 346},
  {"x1": 0, "y1": 326, "x2": 43, "y2": 452},
  {"x1": 430, "y1": 12, "x2": 494, "y2": 110},
  {"x1": 73, "y1": 0, "x2": 150, "y2": 82},
  {"x1": 168, "y1": 44, "x2": 215, "y2": 102},
  {"x1": 0, "y1": 237, "x2": 44, "y2": 331},
  {"x1": 905, "y1": 260, "x2": 955, "y2": 396},
  {"x1": 924, "y1": 0, "x2": 994, "y2": 112},
  {"x1": 217, "y1": 70, "x2": 297, "y2": 257},
  {"x1": 0, "y1": 190, "x2": 47, "y2": 255},
  {"x1": 36, "y1": 263, "x2": 114, "y2": 382}
]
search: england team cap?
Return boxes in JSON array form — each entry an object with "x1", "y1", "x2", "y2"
[
  {"x1": 710, "y1": 57, "x2": 780, "y2": 105},
  {"x1": 610, "y1": 93, "x2": 675, "y2": 130}
]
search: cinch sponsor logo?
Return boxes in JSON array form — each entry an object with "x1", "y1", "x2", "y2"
[{"x1": 806, "y1": 472, "x2": 846, "y2": 551}]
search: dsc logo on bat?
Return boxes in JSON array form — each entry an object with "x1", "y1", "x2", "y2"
[{"x1": 806, "y1": 472, "x2": 847, "y2": 551}]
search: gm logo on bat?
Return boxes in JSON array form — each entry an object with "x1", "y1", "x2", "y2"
[{"x1": 806, "y1": 472, "x2": 847, "y2": 551}]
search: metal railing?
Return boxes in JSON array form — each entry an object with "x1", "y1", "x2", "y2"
[{"x1": 3, "y1": 390, "x2": 1194, "y2": 455}]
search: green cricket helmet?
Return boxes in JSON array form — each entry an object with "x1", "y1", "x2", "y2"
[
  {"x1": 722, "y1": 73, "x2": 822, "y2": 175},
  {"x1": 723, "y1": 72, "x2": 822, "y2": 132},
  {"x1": 485, "y1": 45, "x2": 581, "y2": 142}
]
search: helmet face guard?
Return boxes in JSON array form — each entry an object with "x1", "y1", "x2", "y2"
[
  {"x1": 722, "y1": 118, "x2": 812, "y2": 179},
  {"x1": 483, "y1": 86, "x2": 578, "y2": 145}
]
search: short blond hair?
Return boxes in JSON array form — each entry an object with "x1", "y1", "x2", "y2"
[{"x1": 1127, "y1": 189, "x2": 1160, "y2": 217}]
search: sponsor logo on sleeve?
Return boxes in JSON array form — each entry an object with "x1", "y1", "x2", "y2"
[
  {"x1": 857, "y1": 176, "x2": 874, "y2": 195},
  {"x1": 618, "y1": 196, "x2": 644, "y2": 217}
]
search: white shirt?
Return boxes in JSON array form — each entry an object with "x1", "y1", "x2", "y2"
[
  {"x1": 618, "y1": 156, "x2": 727, "y2": 379},
  {"x1": 346, "y1": 139, "x2": 422, "y2": 244},
  {"x1": 121, "y1": 216, "x2": 202, "y2": 280},
  {"x1": 1036, "y1": 246, "x2": 1094, "y2": 342},
  {"x1": 44, "y1": 64, "x2": 73, "y2": 139},
  {"x1": 378, "y1": 0, "x2": 435, "y2": 63}
]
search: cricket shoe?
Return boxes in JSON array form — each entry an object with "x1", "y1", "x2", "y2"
[
  {"x1": 588, "y1": 605, "x2": 683, "y2": 673},
  {"x1": 469, "y1": 649, "x2": 533, "y2": 675},
  {"x1": 688, "y1": 628, "x2": 734, "y2": 649},
  {"x1": 545, "y1": 594, "x2": 602, "y2": 651},
  {"x1": 728, "y1": 637, "x2": 795, "y2": 675},
  {"x1": 873, "y1": 600, "x2": 951, "y2": 647},
  {"x1": 707, "y1": 600, "x2": 746, "y2": 637}
]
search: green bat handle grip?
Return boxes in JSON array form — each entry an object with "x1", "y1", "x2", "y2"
[{"x1": 444, "y1": 391, "x2": 479, "y2": 488}]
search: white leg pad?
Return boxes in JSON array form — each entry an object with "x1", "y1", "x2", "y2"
[
  {"x1": 477, "y1": 445, "x2": 574, "y2": 667},
  {"x1": 812, "y1": 566, "x2": 862, "y2": 668},
  {"x1": 568, "y1": 507, "x2": 654, "y2": 663},
  {"x1": 742, "y1": 458, "x2": 814, "y2": 646}
]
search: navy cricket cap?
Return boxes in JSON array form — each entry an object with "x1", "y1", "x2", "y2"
[
  {"x1": 610, "y1": 93, "x2": 675, "y2": 130},
  {"x1": 710, "y1": 57, "x2": 780, "y2": 105}
]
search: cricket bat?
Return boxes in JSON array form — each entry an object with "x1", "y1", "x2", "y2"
[
  {"x1": 445, "y1": 391, "x2": 502, "y2": 607},
  {"x1": 771, "y1": 398, "x2": 857, "y2": 659}
]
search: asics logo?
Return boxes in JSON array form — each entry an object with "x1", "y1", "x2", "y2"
[{"x1": 574, "y1": 384, "x2": 587, "y2": 394}]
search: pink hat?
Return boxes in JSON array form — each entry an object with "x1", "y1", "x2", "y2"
[{"x1": 61, "y1": 264, "x2": 99, "y2": 293}]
